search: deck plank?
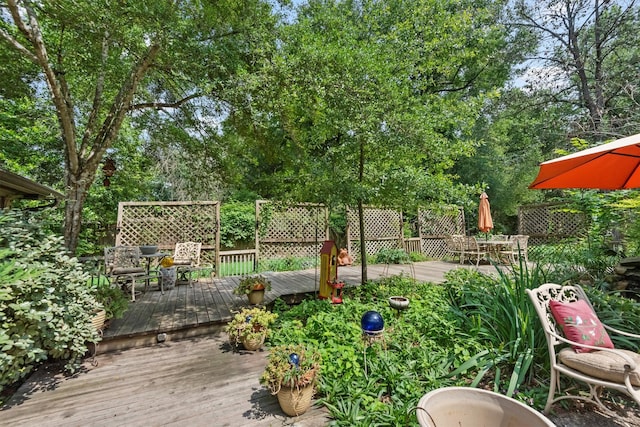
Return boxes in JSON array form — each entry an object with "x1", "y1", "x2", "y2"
[
  {"x1": 0, "y1": 261, "x2": 505, "y2": 427},
  {"x1": 101, "y1": 261, "x2": 500, "y2": 342},
  {"x1": 0, "y1": 334, "x2": 329, "y2": 426}
]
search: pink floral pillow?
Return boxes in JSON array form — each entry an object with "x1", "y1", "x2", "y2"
[{"x1": 550, "y1": 299, "x2": 614, "y2": 353}]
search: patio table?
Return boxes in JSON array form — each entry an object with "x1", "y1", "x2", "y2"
[
  {"x1": 479, "y1": 240, "x2": 512, "y2": 263},
  {"x1": 140, "y1": 252, "x2": 168, "y2": 289}
]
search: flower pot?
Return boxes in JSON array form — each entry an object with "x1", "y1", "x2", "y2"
[
  {"x1": 247, "y1": 289, "x2": 265, "y2": 305},
  {"x1": 241, "y1": 334, "x2": 266, "y2": 351},
  {"x1": 91, "y1": 309, "x2": 106, "y2": 333},
  {"x1": 277, "y1": 385, "x2": 314, "y2": 416},
  {"x1": 416, "y1": 387, "x2": 554, "y2": 427}
]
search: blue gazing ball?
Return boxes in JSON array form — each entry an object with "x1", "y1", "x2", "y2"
[
  {"x1": 288, "y1": 353, "x2": 300, "y2": 367},
  {"x1": 361, "y1": 310, "x2": 384, "y2": 335},
  {"x1": 245, "y1": 315, "x2": 253, "y2": 323}
]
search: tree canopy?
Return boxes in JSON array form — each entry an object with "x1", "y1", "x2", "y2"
[{"x1": 2, "y1": 0, "x2": 640, "y2": 253}]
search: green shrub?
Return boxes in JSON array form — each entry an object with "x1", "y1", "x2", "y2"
[
  {"x1": 267, "y1": 275, "x2": 482, "y2": 425},
  {"x1": 219, "y1": 201, "x2": 255, "y2": 249},
  {"x1": 259, "y1": 256, "x2": 318, "y2": 272},
  {"x1": 444, "y1": 263, "x2": 549, "y2": 398},
  {"x1": 0, "y1": 210, "x2": 101, "y2": 392},
  {"x1": 374, "y1": 248, "x2": 410, "y2": 264},
  {"x1": 94, "y1": 278, "x2": 129, "y2": 320}
]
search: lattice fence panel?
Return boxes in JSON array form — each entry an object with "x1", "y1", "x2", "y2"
[
  {"x1": 116, "y1": 201, "x2": 219, "y2": 266},
  {"x1": 347, "y1": 207, "x2": 402, "y2": 240},
  {"x1": 418, "y1": 206, "x2": 465, "y2": 259},
  {"x1": 346, "y1": 207, "x2": 403, "y2": 261},
  {"x1": 518, "y1": 202, "x2": 587, "y2": 245},
  {"x1": 256, "y1": 201, "x2": 328, "y2": 262}
]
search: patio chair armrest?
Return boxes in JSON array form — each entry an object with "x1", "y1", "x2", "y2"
[
  {"x1": 552, "y1": 331, "x2": 639, "y2": 370},
  {"x1": 602, "y1": 323, "x2": 640, "y2": 340}
]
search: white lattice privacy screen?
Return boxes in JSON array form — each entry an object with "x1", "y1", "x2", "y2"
[
  {"x1": 115, "y1": 201, "x2": 220, "y2": 266},
  {"x1": 256, "y1": 201, "x2": 329, "y2": 263}
]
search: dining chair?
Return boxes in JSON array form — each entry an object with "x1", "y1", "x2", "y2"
[{"x1": 500, "y1": 234, "x2": 529, "y2": 264}]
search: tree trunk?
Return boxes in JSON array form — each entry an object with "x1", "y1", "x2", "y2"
[
  {"x1": 358, "y1": 137, "x2": 367, "y2": 285},
  {"x1": 358, "y1": 198, "x2": 367, "y2": 285},
  {"x1": 63, "y1": 169, "x2": 94, "y2": 254}
]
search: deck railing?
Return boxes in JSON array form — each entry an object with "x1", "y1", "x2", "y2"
[
  {"x1": 404, "y1": 237, "x2": 421, "y2": 254},
  {"x1": 218, "y1": 249, "x2": 257, "y2": 277},
  {"x1": 218, "y1": 239, "x2": 421, "y2": 277}
]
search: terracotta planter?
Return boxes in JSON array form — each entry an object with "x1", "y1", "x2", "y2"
[
  {"x1": 241, "y1": 334, "x2": 265, "y2": 351},
  {"x1": 247, "y1": 289, "x2": 265, "y2": 305},
  {"x1": 277, "y1": 385, "x2": 314, "y2": 416}
]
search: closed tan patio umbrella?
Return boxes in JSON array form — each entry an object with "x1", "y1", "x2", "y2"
[{"x1": 478, "y1": 192, "x2": 493, "y2": 233}]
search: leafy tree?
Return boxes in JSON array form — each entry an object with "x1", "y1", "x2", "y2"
[
  {"x1": 223, "y1": 0, "x2": 522, "y2": 280},
  {"x1": 0, "y1": 0, "x2": 278, "y2": 253}
]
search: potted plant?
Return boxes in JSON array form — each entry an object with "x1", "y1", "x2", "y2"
[
  {"x1": 93, "y1": 278, "x2": 129, "y2": 326},
  {"x1": 260, "y1": 344, "x2": 321, "y2": 416},
  {"x1": 225, "y1": 307, "x2": 278, "y2": 351},
  {"x1": 233, "y1": 275, "x2": 272, "y2": 305}
]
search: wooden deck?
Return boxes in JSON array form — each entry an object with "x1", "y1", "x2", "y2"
[
  {"x1": 101, "y1": 261, "x2": 499, "y2": 351},
  {"x1": 0, "y1": 261, "x2": 501, "y2": 426}
]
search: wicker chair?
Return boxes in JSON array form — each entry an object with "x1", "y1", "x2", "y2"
[
  {"x1": 526, "y1": 283, "x2": 640, "y2": 414},
  {"x1": 104, "y1": 246, "x2": 159, "y2": 302},
  {"x1": 172, "y1": 242, "x2": 202, "y2": 287}
]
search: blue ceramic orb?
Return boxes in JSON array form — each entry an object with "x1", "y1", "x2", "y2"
[
  {"x1": 288, "y1": 353, "x2": 300, "y2": 367},
  {"x1": 245, "y1": 315, "x2": 253, "y2": 323},
  {"x1": 361, "y1": 310, "x2": 384, "y2": 334}
]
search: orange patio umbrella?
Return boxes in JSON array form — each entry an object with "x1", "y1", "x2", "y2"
[
  {"x1": 530, "y1": 133, "x2": 640, "y2": 190},
  {"x1": 478, "y1": 192, "x2": 493, "y2": 233}
]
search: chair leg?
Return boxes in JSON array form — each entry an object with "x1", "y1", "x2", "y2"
[
  {"x1": 128, "y1": 274, "x2": 137, "y2": 302},
  {"x1": 544, "y1": 368, "x2": 558, "y2": 414}
]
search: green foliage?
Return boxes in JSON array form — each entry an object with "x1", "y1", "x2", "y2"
[
  {"x1": 409, "y1": 252, "x2": 428, "y2": 262},
  {"x1": 267, "y1": 275, "x2": 483, "y2": 425},
  {"x1": 259, "y1": 256, "x2": 318, "y2": 272},
  {"x1": 532, "y1": 238, "x2": 620, "y2": 287},
  {"x1": 93, "y1": 279, "x2": 129, "y2": 320},
  {"x1": 219, "y1": 201, "x2": 256, "y2": 249},
  {"x1": 374, "y1": 248, "x2": 411, "y2": 265},
  {"x1": 232, "y1": 275, "x2": 272, "y2": 296},
  {"x1": 225, "y1": 307, "x2": 278, "y2": 347},
  {"x1": 445, "y1": 262, "x2": 549, "y2": 397},
  {"x1": 0, "y1": 211, "x2": 101, "y2": 392},
  {"x1": 582, "y1": 288, "x2": 640, "y2": 351}
]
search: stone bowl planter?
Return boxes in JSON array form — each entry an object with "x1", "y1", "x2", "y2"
[
  {"x1": 416, "y1": 387, "x2": 554, "y2": 427},
  {"x1": 388, "y1": 296, "x2": 410, "y2": 311},
  {"x1": 139, "y1": 245, "x2": 158, "y2": 255}
]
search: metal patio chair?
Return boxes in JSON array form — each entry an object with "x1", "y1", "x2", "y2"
[
  {"x1": 527, "y1": 283, "x2": 640, "y2": 414},
  {"x1": 172, "y1": 242, "x2": 202, "y2": 286},
  {"x1": 104, "y1": 246, "x2": 160, "y2": 301}
]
